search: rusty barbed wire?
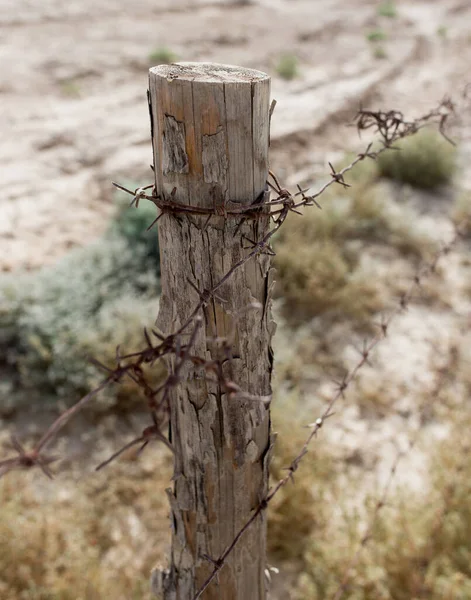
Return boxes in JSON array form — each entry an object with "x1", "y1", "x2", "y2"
[
  {"x1": 331, "y1": 344, "x2": 460, "y2": 599},
  {"x1": 354, "y1": 98, "x2": 457, "y2": 146},
  {"x1": 190, "y1": 216, "x2": 470, "y2": 600},
  {"x1": 112, "y1": 97, "x2": 456, "y2": 226},
  {"x1": 0, "y1": 97, "x2": 467, "y2": 599},
  {"x1": 0, "y1": 378, "x2": 111, "y2": 479}
]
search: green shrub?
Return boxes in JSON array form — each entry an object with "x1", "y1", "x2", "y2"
[
  {"x1": 273, "y1": 165, "x2": 432, "y2": 323},
  {"x1": 148, "y1": 47, "x2": 178, "y2": 65},
  {"x1": 377, "y1": 1, "x2": 397, "y2": 18},
  {"x1": 377, "y1": 129, "x2": 456, "y2": 189},
  {"x1": 366, "y1": 29, "x2": 387, "y2": 42},
  {"x1": 373, "y1": 46, "x2": 387, "y2": 59},
  {"x1": 275, "y1": 54, "x2": 299, "y2": 80},
  {"x1": 275, "y1": 238, "x2": 379, "y2": 322},
  {"x1": 0, "y1": 198, "x2": 163, "y2": 407},
  {"x1": 437, "y1": 25, "x2": 448, "y2": 39},
  {"x1": 110, "y1": 195, "x2": 160, "y2": 277}
]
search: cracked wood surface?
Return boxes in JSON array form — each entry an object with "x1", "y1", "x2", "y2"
[{"x1": 149, "y1": 63, "x2": 274, "y2": 600}]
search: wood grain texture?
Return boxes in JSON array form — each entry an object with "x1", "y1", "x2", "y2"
[{"x1": 149, "y1": 63, "x2": 273, "y2": 600}]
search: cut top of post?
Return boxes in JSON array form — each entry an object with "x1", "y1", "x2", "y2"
[
  {"x1": 149, "y1": 62, "x2": 269, "y2": 83},
  {"x1": 149, "y1": 62, "x2": 271, "y2": 209}
]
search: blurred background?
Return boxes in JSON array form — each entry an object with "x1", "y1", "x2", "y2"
[{"x1": 1, "y1": 0, "x2": 471, "y2": 598}]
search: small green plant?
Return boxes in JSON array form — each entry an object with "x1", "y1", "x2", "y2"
[
  {"x1": 437, "y1": 25, "x2": 448, "y2": 39},
  {"x1": 148, "y1": 46, "x2": 178, "y2": 65},
  {"x1": 366, "y1": 28, "x2": 387, "y2": 42},
  {"x1": 275, "y1": 53, "x2": 299, "y2": 81},
  {"x1": 110, "y1": 191, "x2": 160, "y2": 277},
  {"x1": 377, "y1": 1, "x2": 397, "y2": 18},
  {"x1": 377, "y1": 128, "x2": 456, "y2": 189},
  {"x1": 59, "y1": 79, "x2": 81, "y2": 98},
  {"x1": 373, "y1": 45, "x2": 387, "y2": 59}
]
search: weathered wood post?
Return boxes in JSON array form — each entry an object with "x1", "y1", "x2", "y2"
[{"x1": 148, "y1": 63, "x2": 275, "y2": 600}]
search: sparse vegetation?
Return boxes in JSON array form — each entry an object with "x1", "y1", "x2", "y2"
[
  {"x1": 275, "y1": 53, "x2": 299, "y2": 81},
  {"x1": 453, "y1": 191, "x2": 471, "y2": 237},
  {"x1": 268, "y1": 399, "x2": 337, "y2": 564},
  {"x1": 273, "y1": 371, "x2": 471, "y2": 600},
  {"x1": 1, "y1": 157, "x2": 468, "y2": 598},
  {"x1": 273, "y1": 161, "x2": 433, "y2": 324},
  {"x1": 275, "y1": 236, "x2": 380, "y2": 323},
  {"x1": 437, "y1": 25, "x2": 448, "y2": 39},
  {"x1": 59, "y1": 79, "x2": 81, "y2": 98},
  {"x1": 3, "y1": 382, "x2": 471, "y2": 600},
  {"x1": 366, "y1": 28, "x2": 387, "y2": 42},
  {"x1": 0, "y1": 399, "x2": 338, "y2": 600},
  {"x1": 2, "y1": 1, "x2": 471, "y2": 598},
  {"x1": 378, "y1": 129, "x2": 456, "y2": 189},
  {"x1": 0, "y1": 194, "x2": 163, "y2": 410},
  {"x1": 373, "y1": 45, "x2": 387, "y2": 59},
  {"x1": 148, "y1": 47, "x2": 178, "y2": 65},
  {"x1": 0, "y1": 454, "x2": 172, "y2": 600},
  {"x1": 377, "y1": 1, "x2": 397, "y2": 18}
]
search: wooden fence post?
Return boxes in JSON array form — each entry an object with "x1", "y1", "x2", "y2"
[{"x1": 148, "y1": 63, "x2": 275, "y2": 599}]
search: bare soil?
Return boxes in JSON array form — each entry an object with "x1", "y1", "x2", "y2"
[
  {"x1": 2, "y1": 0, "x2": 471, "y2": 271},
  {"x1": 1, "y1": 2, "x2": 471, "y2": 597}
]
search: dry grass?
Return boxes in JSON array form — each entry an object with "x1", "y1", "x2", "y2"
[
  {"x1": 273, "y1": 162, "x2": 434, "y2": 324},
  {"x1": 268, "y1": 397, "x2": 337, "y2": 564},
  {"x1": 353, "y1": 375, "x2": 397, "y2": 419},
  {"x1": 0, "y1": 449, "x2": 172, "y2": 600},
  {"x1": 2, "y1": 294, "x2": 469, "y2": 600},
  {"x1": 452, "y1": 190, "x2": 471, "y2": 236},
  {"x1": 377, "y1": 129, "x2": 456, "y2": 189},
  {"x1": 267, "y1": 328, "x2": 471, "y2": 599},
  {"x1": 269, "y1": 407, "x2": 471, "y2": 600},
  {"x1": 0, "y1": 149, "x2": 467, "y2": 600},
  {"x1": 0, "y1": 402, "x2": 336, "y2": 599}
]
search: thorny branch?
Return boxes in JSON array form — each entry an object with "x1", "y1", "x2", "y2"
[{"x1": 0, "y1": 96, "x2": 468, "y2": 597}]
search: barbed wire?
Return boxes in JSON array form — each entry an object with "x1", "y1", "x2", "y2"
[
  {"x1": 331, "y1": 344, "x2": 459, "y2": 599},
  {"x1": 191, "y1": 213, "x2": 469, "y2": 600},
  {"x1": 0, "y1": 96, "x2": 467, "y2": 599},
  {"x1": 113, "y1": 96, "x2": 457, "y2": 225}
]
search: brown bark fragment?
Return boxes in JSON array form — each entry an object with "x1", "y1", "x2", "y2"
[
  {"x1": 163, "y1": 115, "x2": 189, "y2": 175},
  {"x1": 202, "y1": 130, "x2": 228, "y2": 188}
]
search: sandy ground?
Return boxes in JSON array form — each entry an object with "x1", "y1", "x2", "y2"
[
  {"x1": 1, "y1": 3, "x2": 471, "y2": 595},
  {"x1": 1, "y1": 0, "x2": 471, "y2": 271}
]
